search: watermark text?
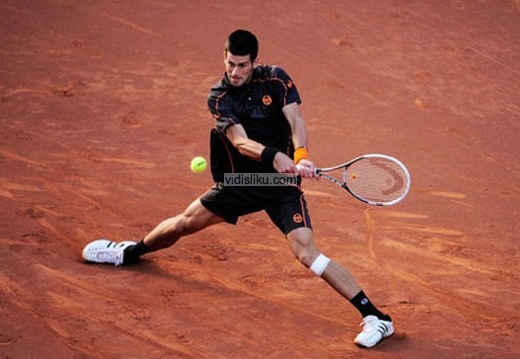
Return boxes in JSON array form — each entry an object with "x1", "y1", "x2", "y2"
[{"x1": 223, "y1": 173, "x2": 299, "y2": 186}]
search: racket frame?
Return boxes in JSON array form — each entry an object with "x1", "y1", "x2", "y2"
[{"x1": 315, "y1": 154, "x2": 411, "y2": 206}]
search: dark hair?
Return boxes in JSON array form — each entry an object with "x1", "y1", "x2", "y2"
[{"x1": 225, "y1": 29, "x2": 259, "y2": 61}]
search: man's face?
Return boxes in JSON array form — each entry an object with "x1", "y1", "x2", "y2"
[{"x1": 224, "y1": 52, "x2": 255, "y2": 87}]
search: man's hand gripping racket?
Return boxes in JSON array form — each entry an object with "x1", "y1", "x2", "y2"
[{"x1": 298, "y1": 154, "x2": 411, "y2": 206}]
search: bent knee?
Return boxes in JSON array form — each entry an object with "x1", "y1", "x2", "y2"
[{"x1": 286, "y1": 228, "x2": 320, "y2": 267}]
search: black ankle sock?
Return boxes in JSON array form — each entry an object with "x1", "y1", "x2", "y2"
[
  {"x1": 122, "y1": 239, "x2": 151, "y2": 265},
  {"x1": 350, "y1": 291, "x2": 389, "y2": 320}
]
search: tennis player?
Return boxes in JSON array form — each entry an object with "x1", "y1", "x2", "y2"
[{"x1": 82, "y1": 29, "x2": 394, "y2": 348}]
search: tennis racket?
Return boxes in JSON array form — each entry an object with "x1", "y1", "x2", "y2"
[{"x1": 305, "y1": 154, "x2": 411, "y2": 206}]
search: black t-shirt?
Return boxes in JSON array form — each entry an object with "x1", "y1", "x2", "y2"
[{"x1": 207, "y1": 65, "x2": 301, "y2": 173}]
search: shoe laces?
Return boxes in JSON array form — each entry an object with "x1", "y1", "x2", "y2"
[{"x1": 359, "y1": 316, "x2": 380, "y2": 332}]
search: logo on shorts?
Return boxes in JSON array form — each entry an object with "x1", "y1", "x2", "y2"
[
  {"x1": 287, "y1": 80, "x2": 293, "y2": 88},
  {"x1": 262, "y1": 95, "x2": 272, "y2": 106},
  {"x1": 293, "y1": 213, "x2": 303, "y2": 224}
]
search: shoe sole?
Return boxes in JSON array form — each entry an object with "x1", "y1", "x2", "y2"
[{"x1": 355, "y1": 321, "x2": 394, "y2": 348}]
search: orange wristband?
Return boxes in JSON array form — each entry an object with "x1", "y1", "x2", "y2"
[{"x1": 293, "y1": 146, "x2": 309, "y2": 164}]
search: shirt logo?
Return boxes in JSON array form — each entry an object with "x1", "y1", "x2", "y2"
[
  {"x1": 262, "y1": 95, "x2": 272, "y2": 106},
  {"x1": 287, "y1": 80, "x2": 293, "y2": 88},
  {"x1": 293, "y1": 213, "x2": 303, "y2": 224}
]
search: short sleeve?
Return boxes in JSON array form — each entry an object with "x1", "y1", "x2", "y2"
[
  {"x1": 271, "y1": 66, "x2": 301, "y2": 107},
  {"x1": 207, "y1": 87, "x2": 239, "y2": 133}
]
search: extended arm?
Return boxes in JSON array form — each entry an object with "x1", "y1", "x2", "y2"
[
  {"x1": 225, "y1": 124, "x2": 297, "y2": 173},
  {"x1": 282, "y1": 102, "x2": 316, "y2": 178},
  {"x1": 282, "y1": 102, "x2": 308, "y2": 150}
]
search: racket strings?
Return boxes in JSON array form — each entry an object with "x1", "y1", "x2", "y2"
[{"x1": 343, "y1": 158, "x2": 408, "y2": 203}]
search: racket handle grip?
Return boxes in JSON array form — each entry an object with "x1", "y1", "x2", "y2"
[{"x1": 295, "y1": 164, "x2": 319, "y2": 175}]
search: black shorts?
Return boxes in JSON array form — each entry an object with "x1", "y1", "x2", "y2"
[{"x1": 200, "y1": 183, "x2": 312, "y2": 235}]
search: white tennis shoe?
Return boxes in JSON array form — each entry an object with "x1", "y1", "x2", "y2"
[
  {"x1": 354, "y1": 315, "x2": 394, "y2": 348},
  {"x1": 82, "y1": 239, "x2": 136, "y2": 266}
]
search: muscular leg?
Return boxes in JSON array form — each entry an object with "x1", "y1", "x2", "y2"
[
  {"x1": 143, "y1": 197, "x2": 225, "y2": 251},
  {"x1": 82, "y1": 197, "x2": 224, "y2": 266},
  {"x1": 286, "y1": 227, "x2": 361, "y2": 299}
]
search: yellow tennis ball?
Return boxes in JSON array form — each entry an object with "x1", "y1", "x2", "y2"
[{"x1": 190, "y1": 156, "x2": 207, "y2": 174}]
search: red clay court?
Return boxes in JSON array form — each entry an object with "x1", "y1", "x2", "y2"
[{"x1": 1, "y1": 1, "x2": 518, "y2": 358}]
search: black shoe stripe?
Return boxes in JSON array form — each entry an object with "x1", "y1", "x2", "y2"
[{"x1": 378, "y1": 323, "x2": 388, "y2": 334}]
